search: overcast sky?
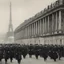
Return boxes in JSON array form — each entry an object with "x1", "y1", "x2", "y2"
[{"x1": 0, "y1": 0, "x2": 56, "y2": 34}]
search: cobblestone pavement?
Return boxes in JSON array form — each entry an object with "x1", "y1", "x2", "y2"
[{"x1": 0, "y1": 55, "x2": 64, "y2": 64}]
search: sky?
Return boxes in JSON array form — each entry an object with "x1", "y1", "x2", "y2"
[{"x1": 0, "y1": 0, "x2": 57, "y2": 34}]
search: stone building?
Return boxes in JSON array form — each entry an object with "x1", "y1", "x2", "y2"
[{"x1": 14, "y1": 0, "x2": 64, "y2": 45}]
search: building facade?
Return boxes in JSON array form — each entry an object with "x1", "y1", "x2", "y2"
[{"x1": 14, "y1": 0, "x2": 64, "y2": 45}]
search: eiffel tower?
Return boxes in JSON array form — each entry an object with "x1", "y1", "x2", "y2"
[{"x1": 5, "y1": 2, "x2": 14, "y2": 43}]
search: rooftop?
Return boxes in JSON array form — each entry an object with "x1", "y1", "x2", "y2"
[{"x1": 15, "y1": 0, "x2": 64, "y2": 33}]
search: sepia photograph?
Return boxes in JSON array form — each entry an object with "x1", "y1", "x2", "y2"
[{"x1": 0, "y1": 0, "x2": 64, "y2": 64}]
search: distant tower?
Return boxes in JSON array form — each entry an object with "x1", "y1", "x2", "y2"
[{"x1": 6, "y1": 2, "x2": 14, "y2": 43}]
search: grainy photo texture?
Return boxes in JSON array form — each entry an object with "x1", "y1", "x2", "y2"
[{"x1": 0, "y1": 0, "x2": 64, "y2": 64}]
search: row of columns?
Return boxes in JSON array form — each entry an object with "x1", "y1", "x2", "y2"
[{"x1": 21, "y1": 10, "x2": 61, "y2": 38}]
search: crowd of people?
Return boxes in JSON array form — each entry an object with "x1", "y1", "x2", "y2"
[{"x1": 0, "y1": 44, "x2": 64, "y2": 64}]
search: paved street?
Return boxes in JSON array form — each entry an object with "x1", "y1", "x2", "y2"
[{"x1": 0, "y1": 55, "x2": 64, "y2": 64}]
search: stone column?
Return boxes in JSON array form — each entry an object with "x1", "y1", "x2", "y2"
[
  {"x1": 27, "y1": 27, "x2": 28, "y2": 38},
  {"x1": 41, "y1": 19, "x2": 43, "y2": 35},
  {"x1": 29, "y1": 25, "x2": 31, "y2": 36},
  {"x1": 24, "y1": 28, "x2": 25, "y2": 38},
  {"x1": 31, "y1": 24, "x2": 32, "y2": 36},
  {"x1": 33, "y1": 23, "x2": 35, "y2": 35},
  {"x1": 59, "y1": 0, "x2": 63, "y2": 5},
  {"x1": 26, "y1": 27, "x2": 28, "y2": 38},
  {"x1": 48, "y1": 16, "x2": 49, "y2": 33},
  {"x1": 27, "y1": 26, "x2": 29, "y2": 37},
  {"x1": 36, "y1": 21, "x2": 37, "y2": 35},
  {"x1": 28, "y1": 26, "x2": 30, "y2": 38},
  {"x1": 30, "y1": 24, "x2": 32, "y2": 36},
  {"x1": 23, "y1": 29, "x2": 24, "y2": 38},
  {"x1": 35, "y1": 23, "x2": 36, "y2": 36},
  {"x1": 32, "y1": 24, "x2": 33, "y2": 36},
  {"x1": 38, "y1": 21, "x2": 39, "y2": 35},
  {"x1": 26, "y1": 28, "x2": 27, "y2": 38},
  {"x1": 33, "y1": 23, "x2": 34, "y2": 36},
  {"x1": 55, "y1": 12, "x2": 58, "y2": 32},
  {"x1": 43, "y1": 18, "x2": 44, "y2": 34},
  {"x1": 25, "y1": 28, "x2": 26, "y2": 38},
  {"x1": 52, "y1": 14, "x2": 54, "y2": 33},
  {"x1": 24, "y1": 28, "x2": 26, "y2": 38},
  {"x1": 59, "y1": 10, "x2": 61, "y2": 31},
  {"x1": 29, "y1": 26, "x2": 30, "y2": 37},
  {"x1": 39, "y1": 20, "x2": 40, "y2": 35},
  {"x1": 45, "y1": 17, "x2": 46, "y2": 34},
  {"x1": 40, "y1": 20, "x2": 42, "y2": 35}
]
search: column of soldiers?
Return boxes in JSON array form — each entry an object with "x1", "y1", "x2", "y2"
[{"x1": 0, "y1": 44, "x2": 64, "y2": 64}]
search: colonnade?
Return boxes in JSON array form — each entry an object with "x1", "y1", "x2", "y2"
[
  {"x1": 22, "y1": 10, "x2": 61, "y2": 39},
  {"x1": 15, "y1": 10, "x2": 62, "y2": 41},
  {"x1": 15, "y1": 10, "x2": 63, "y2": 45}
]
